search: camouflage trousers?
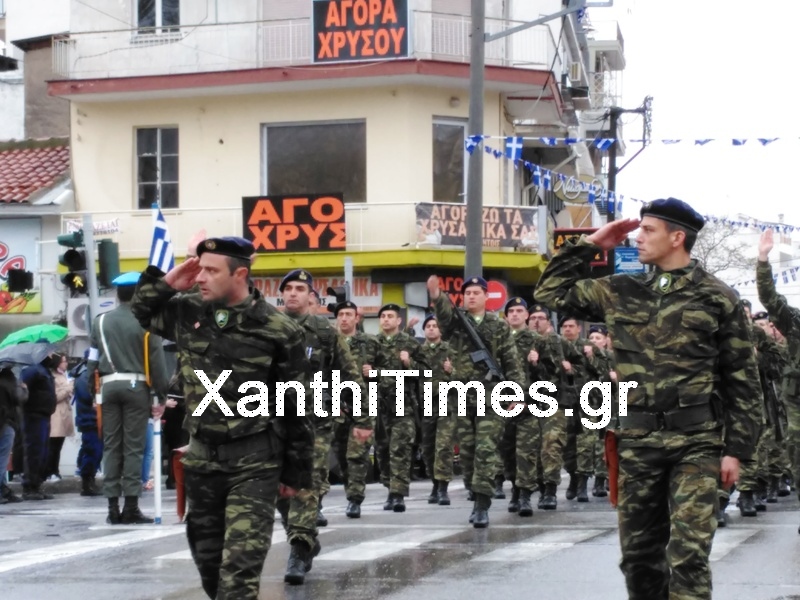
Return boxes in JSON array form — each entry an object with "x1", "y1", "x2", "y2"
[
  {"x1": 184, "y1": 464, "x2": 280, "y2": 600},
  {"x1": 376, "y1": 406, "x2": 416, "y2": 496},
  {"x1": 616, "y1": 429, "x2": 723, "y2": 600},
  {"x1": 344, "y1": 421, "x2": 374, "y2": 504},
  {"x1": 739, "y1": 426, "x2": 782, "y2": 491},
  {"x1": 420, "y1": 396, "x2": 457, "y2": 483},
  {"x1": 514, "y1": 414, "x2": 542, "y2": 491},
  {"x1": 564, "y1": 410, "x2": 595, "y2": 476},
  {"x1": 539, "y1": 408, "x2": 567, "y2": 485},
  {"x1": 456, "y1": 397, "x2": 505, "y2": 498},
  {"x1": 276, "y1": 421, "x2": 334, "y2": 548},
  {"x1": 784, "y1": 400, "x2": 800, "y2": 490}
]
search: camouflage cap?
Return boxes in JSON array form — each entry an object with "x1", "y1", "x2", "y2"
[
  {"x1": 461, "y1": 276, "x2": 488, "y2": 293},
  {"x1": 504, "y1": 297, "x2": 528, "y2": 315},
  {"x1": 640, "y1": 197, "x2": 705, "y2": 232},
  {"x1": 196, "y1": 237, "x2": 255, "y2": 261},
  {"x1": 279, "y1": 269, "x2": 313, "y2": 292}
]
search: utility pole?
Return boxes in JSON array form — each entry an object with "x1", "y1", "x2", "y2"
[{"x1": 464, "y1": 0, "x2": 603, "y2": 278}]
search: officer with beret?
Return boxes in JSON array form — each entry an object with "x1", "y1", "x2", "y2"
[
  {"x1": 87, "y1": 272, "x2": 169, "y2": 524},
  {"x1": 536, "y1": 197, "x2": 762, "y2": 599},
  {"x1": 131, "y1": 237, "x2": 314, "y2": 599}
]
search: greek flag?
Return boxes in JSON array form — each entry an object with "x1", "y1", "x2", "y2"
[{"x1": 149, "y1": 203, "x2": 175, "y2": 272}]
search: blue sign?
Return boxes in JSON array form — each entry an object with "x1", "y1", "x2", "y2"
[{"x1": 615, "y1": 247, "x2": 645, "y2": 274}]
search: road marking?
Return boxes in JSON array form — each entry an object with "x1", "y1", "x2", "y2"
[
  {"x1": 474, "y1": 529, "x2": 609, "y2": 562},
  {"x1": 0, "y1": 528, "x2": 183, "y2": 574},
  {"x1": 710, "y1": 528, "x2": 759, "y2": 562},
  {"x1": 316, "y1": 529, "x2": 456, "y2": 562},
  {"x1": 154, "y1": 529, "x2": 334, "y2": 560}
]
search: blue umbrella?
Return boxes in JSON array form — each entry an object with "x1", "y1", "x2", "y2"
[{"x1": 0, "y1": 341, "x2": 56, "y2": 368}]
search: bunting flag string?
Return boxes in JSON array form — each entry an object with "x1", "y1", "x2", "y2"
[
  {"x1": 467, "y1": 137, "x2": 800, "y2": 235},
  {"x1": 469, "y1": 135, "x2": 789, "y2": 149},
  {"x1": 730, "y1": 266, "x2": 800, "y2": 289}
]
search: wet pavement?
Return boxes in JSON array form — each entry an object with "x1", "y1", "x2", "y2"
[{"x1": 1, "y1": 478, "x2": 799, "y2": 599}]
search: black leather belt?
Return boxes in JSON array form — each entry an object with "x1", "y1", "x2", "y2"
[
  {"x1": 617, "y1": 404, "x2": 715, "y2": 431},
  {"x1": 191, "y1": 431, "x2": 276, "y2": 462}
]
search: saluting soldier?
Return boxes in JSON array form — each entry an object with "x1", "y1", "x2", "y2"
[
  {"x1": 88, "y1": 271, "x2": 169, "y2": 525},
  {"x1": 535, "y1": 198, "x2": 762, "y2": 600},
  {"x1": 277, "y1": 270, "x2": 371, "y2": 585},
  {"x1": 427, "y1": 276, "x2": 526, "y2": 527}
]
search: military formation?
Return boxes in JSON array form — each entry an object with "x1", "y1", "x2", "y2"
[{"x1": 123, "y1": 198, "x2": 800, "y2": 600}]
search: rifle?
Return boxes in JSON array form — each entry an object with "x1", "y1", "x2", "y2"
[{"x1": 448, "y1": 296, "x2": 504, "y2": 382}]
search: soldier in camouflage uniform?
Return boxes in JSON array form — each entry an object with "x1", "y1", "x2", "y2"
[
  {"x1": 374, "y1": 303, "x2": 428, "y2": 512},
  {"x1": 131, "y1": 237, "x2": 315, "y2": 600},
  {"x1": 559, "y1": 317, "x2": 603, "y2": 502},
  {"x1": 418, "y1": 314, "x2": 457, "y2": 505},
  {"x1": 587, "y1": 324, "x2": 616, "y2": 497},
  {"x1": 757, "y1": 228, "x2": 800, "y2": 513},
  {"x1": 427, "y1": 276, "x2": 527, "y2": 527},
  {"x1": 527, "y1": 304, "x2": 583, "y2": 509},
  {"x1": 276, "y1": 270, "x2": 372, "y2": 585},
  {"x1": 535, "y1": 199, "x2": 762, "y2": 600},
  {"x1": 333, "y1": 300, "x2": 380, "y2": 518},
  {"x1": 503, "y1": 297, "x2": 543, "y2": 516}
]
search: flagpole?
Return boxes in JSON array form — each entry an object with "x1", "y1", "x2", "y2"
[{"x1": 153, "y1": 397, "x2": 162, "y2": 525}]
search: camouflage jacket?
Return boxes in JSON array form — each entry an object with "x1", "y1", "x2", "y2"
[
  {"x1": 289, "y1": 313, "x2": 370, "y2": 429},
  {"x1": 532, "y1": 332, "x2": 585, "y2": 406},
  {"x1": 374, "y1": 330, "x2": 429, "y2": 415},
  {"x1": 432, "y1": 295, "x2": 526, "y2": 391},
  {"x1": 131, "y1": 266, "x2": 314, "y2": 486},
  {"x1": 535, "y1": 236, "x2": 762, "y2": 460},
  {"x1": 419, "y1": 340, "x2": 454, "y2": 413},
  {"x1": 757, "y1": 261, "x2": 800, "y2": 398},
  {"x1": 510, "y1": 328, "x2": 538, "y2": 385}
]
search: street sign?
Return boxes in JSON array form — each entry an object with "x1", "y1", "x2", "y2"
[
  {"x1": 485, "y1": 280, "x2": 508, "y2": 312},
  {"x1": 615, "y1": 247, "x2": 645, "y2": 274}
]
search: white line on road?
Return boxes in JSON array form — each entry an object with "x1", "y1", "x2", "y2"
[
  {"x1": 473, "y1": 529, "x2": 610, "y2": 562},
  {"x1": 710, "y1": 528, "x2": 759, "y2": 562},
  {"x1": 0, "y1": 528, "x2": 184, "y2": 574},
  {"x1": 316, "y1": 529, "x2": 456, "y2": 562},
  {"x1": 154, "y1": 529, "x2": 335, "y2": 560}
]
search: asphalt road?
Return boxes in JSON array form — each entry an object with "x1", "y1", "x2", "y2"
[{"x1": 1, "y1": 478, "x2": 799, "y2": 600}]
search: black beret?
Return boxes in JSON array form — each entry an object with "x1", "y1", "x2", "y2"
[
  {"x1": 528, "y1": 304, "x2": 550, "y2": 318},
  {"x1": 378, "y1": 303, "x2": 403, "y2": 317},
  {"x1": 279, "y1": 269, "x2": 313, "y2": 292},
  {"x1": 332, "y1": 300, "x2": 358, "y2": 315},
  {"x1": 752, "y1": 311, "x2": 769, "y2": 321},
  {"x1": 461, "y1": 276, "x2": 488, "y2": 293},
  {"x1": 504, "y1": 297, "x2": 528, "y2": 315},
  {"x1": 196, "y1": 237, "x2": 255, "y2": 261},
  {"x1": 640, "y1": 197, "x2": 705, "y2": 232},
  {"x1": 423, "y1": 313, "x2": 437, "y2": 328},
  {"x1": 588, "y1": 324, "x2": 608, "y2": 336},
  {"x1": 740, "y1": 299, "x2": 752, "y2": 309}
]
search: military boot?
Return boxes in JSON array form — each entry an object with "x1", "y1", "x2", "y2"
[
  {"x1": 778, "y1": 475, "x2": 792, "y2": 497},
  {"x1": 738, "y1": 491, "x2": 757, "y2": 517},
  {"x1": 383, "y1": 492, "x2": 393, "y2": 511},
  {"x1": 121, "y1": 496, "x2": 154, "y2": 524},
  {"x1": 754, "y1": 488, "x2": 767, "y2": 512},
  {"x1": 717, "y1": 496, "x2": 728, "y2": 528},
  {"x1": 518, "y1": 489, "x2": 533, "y2": 517},
  {"x1": 469, "y1": 501, "x2": 476, "y2": 524},
  {"x1": 576, "y1": 476, "x2": 589, "y2": 503},
  {"x1": 81, "y1": 476, "x2": 102, "y2": 497},
  {"x1": 107, "y1": 498, "x2": 121, "y2": 525},
  {"x1": 284, "y1": 539, "x2": 321, "y2": 585},
  {"x1": 437, "y1": 481, "x2": 451, "y2": 506},
  {"x1": 493, "y1": 475, "x2": 506, "y2": 499},
  {"x1": 317, "y1": 501, "x2": 328, "y2": 527},
  {"x1": 507, "y1": 485, "x2": 520, "y2": 513},
  {"x1": 390, "y1": 492, "x2": 406, "y2": 513},
  {"x1": 593, "y1": 476, "x2": 608, "y2": 497},
  {"x1": 565, "y1": 474, "x2": 578, "y2": 500},
  {"x1": 766, "y1": 476, "x2": 779, "y2": 503},
  {"x1": 465, "y1": 485, "x2": 475, "y2": 502},
  {"x1": 345, "y1": 500, "x2": 361, "y2": 519},
  {"x1": 473, "y1": 493, "x2": 491, "y2": 528},
  {"x1": 540, "y1": 483, "x2": 557, "y2": 510},
  {"x1": 428, "y1": 480, "x2": 439, "y2": 504}
]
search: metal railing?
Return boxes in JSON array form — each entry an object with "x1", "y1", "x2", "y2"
[
  {"x1": 53, "y1": 11, "x2": 562, "y2": 80},
  {"x1": 589, "y1": 70, "x2": 621, "y2": 108}
]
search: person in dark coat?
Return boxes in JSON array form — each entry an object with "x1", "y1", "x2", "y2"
[
  {"x1": 1, "y1": 367, "x2": 24, "y2": 504},
  {"x1": 20, "y1": 348, "x2": 57, "y2": 500},
  {"x1": 71, "y1": 354, "x2": 103, "y2": 497}
]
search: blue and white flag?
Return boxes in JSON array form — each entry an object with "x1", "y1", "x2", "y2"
[
  {"x1": 505, "y1": 136, "x2": 523, "y2": 161},
  {"x1": 149, "y1": 203, "x2": 175, "y2": 272}
]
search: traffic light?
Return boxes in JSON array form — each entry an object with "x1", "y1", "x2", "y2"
[
  {"x1": 7, "y1": 269, "x2": 34, "y2": 292},
  {"x1": 326, "y1": 284, "x2": 350, "y2": 313},
  {"x1": 58, "y1": 230, "x2": 88, "y2": 295},
  {"x1": 97, "y1": 239, "x2": 120, "y2": 288}
]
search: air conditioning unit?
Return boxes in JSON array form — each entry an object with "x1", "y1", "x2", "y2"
[
  {"x1": 569, "y1": 61, "x2": 583, "y2": 83},
  {"x1": 67, "y1": 297, "x2": 118, "y2": 337}
]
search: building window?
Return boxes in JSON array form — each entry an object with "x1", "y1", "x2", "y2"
[
  {"x1": 137, "y1": 0, "x2": 180, "y2": 30},
  {"x1": 136, "y1": 127, "x2": 179, "y2": 209},
  {"x1": 263, "y1": 121, "x2": 366, "y2": 203},
  {"x1": 433, "y1": 119, "x2": 467, "y2": 203}
]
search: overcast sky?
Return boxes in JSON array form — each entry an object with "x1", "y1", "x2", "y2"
[{"x1": 603, "y1": 0, "x2": 800, "y2": 228}]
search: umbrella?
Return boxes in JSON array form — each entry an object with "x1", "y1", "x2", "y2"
[
  {"x1": 0, "y1": 324, "x2": 69, "y2": 349},
  {"x1": 0, "y1": 341, "x2": 56, "y2": 368}
]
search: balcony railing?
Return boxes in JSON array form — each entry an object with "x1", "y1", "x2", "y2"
[
  {"x1": 589, "y1": 70, "x2": 621, "y2": 108},
  {"x1": 53, "y1": 11, "x2": 561, "y2": 80}
]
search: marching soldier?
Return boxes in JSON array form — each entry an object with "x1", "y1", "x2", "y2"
[
  {"x1": 535, "y1": 198, "x2": 761, "y2": 599},
  {"x1": 427, "y1": 276, "x2": 526, "y2": 527},
  {"x1": 586, "y1": 324, "x2": 616, "y2": 497},
  {"x1": 277, "y1": 270, "x2": 371, "y2": 585}
]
